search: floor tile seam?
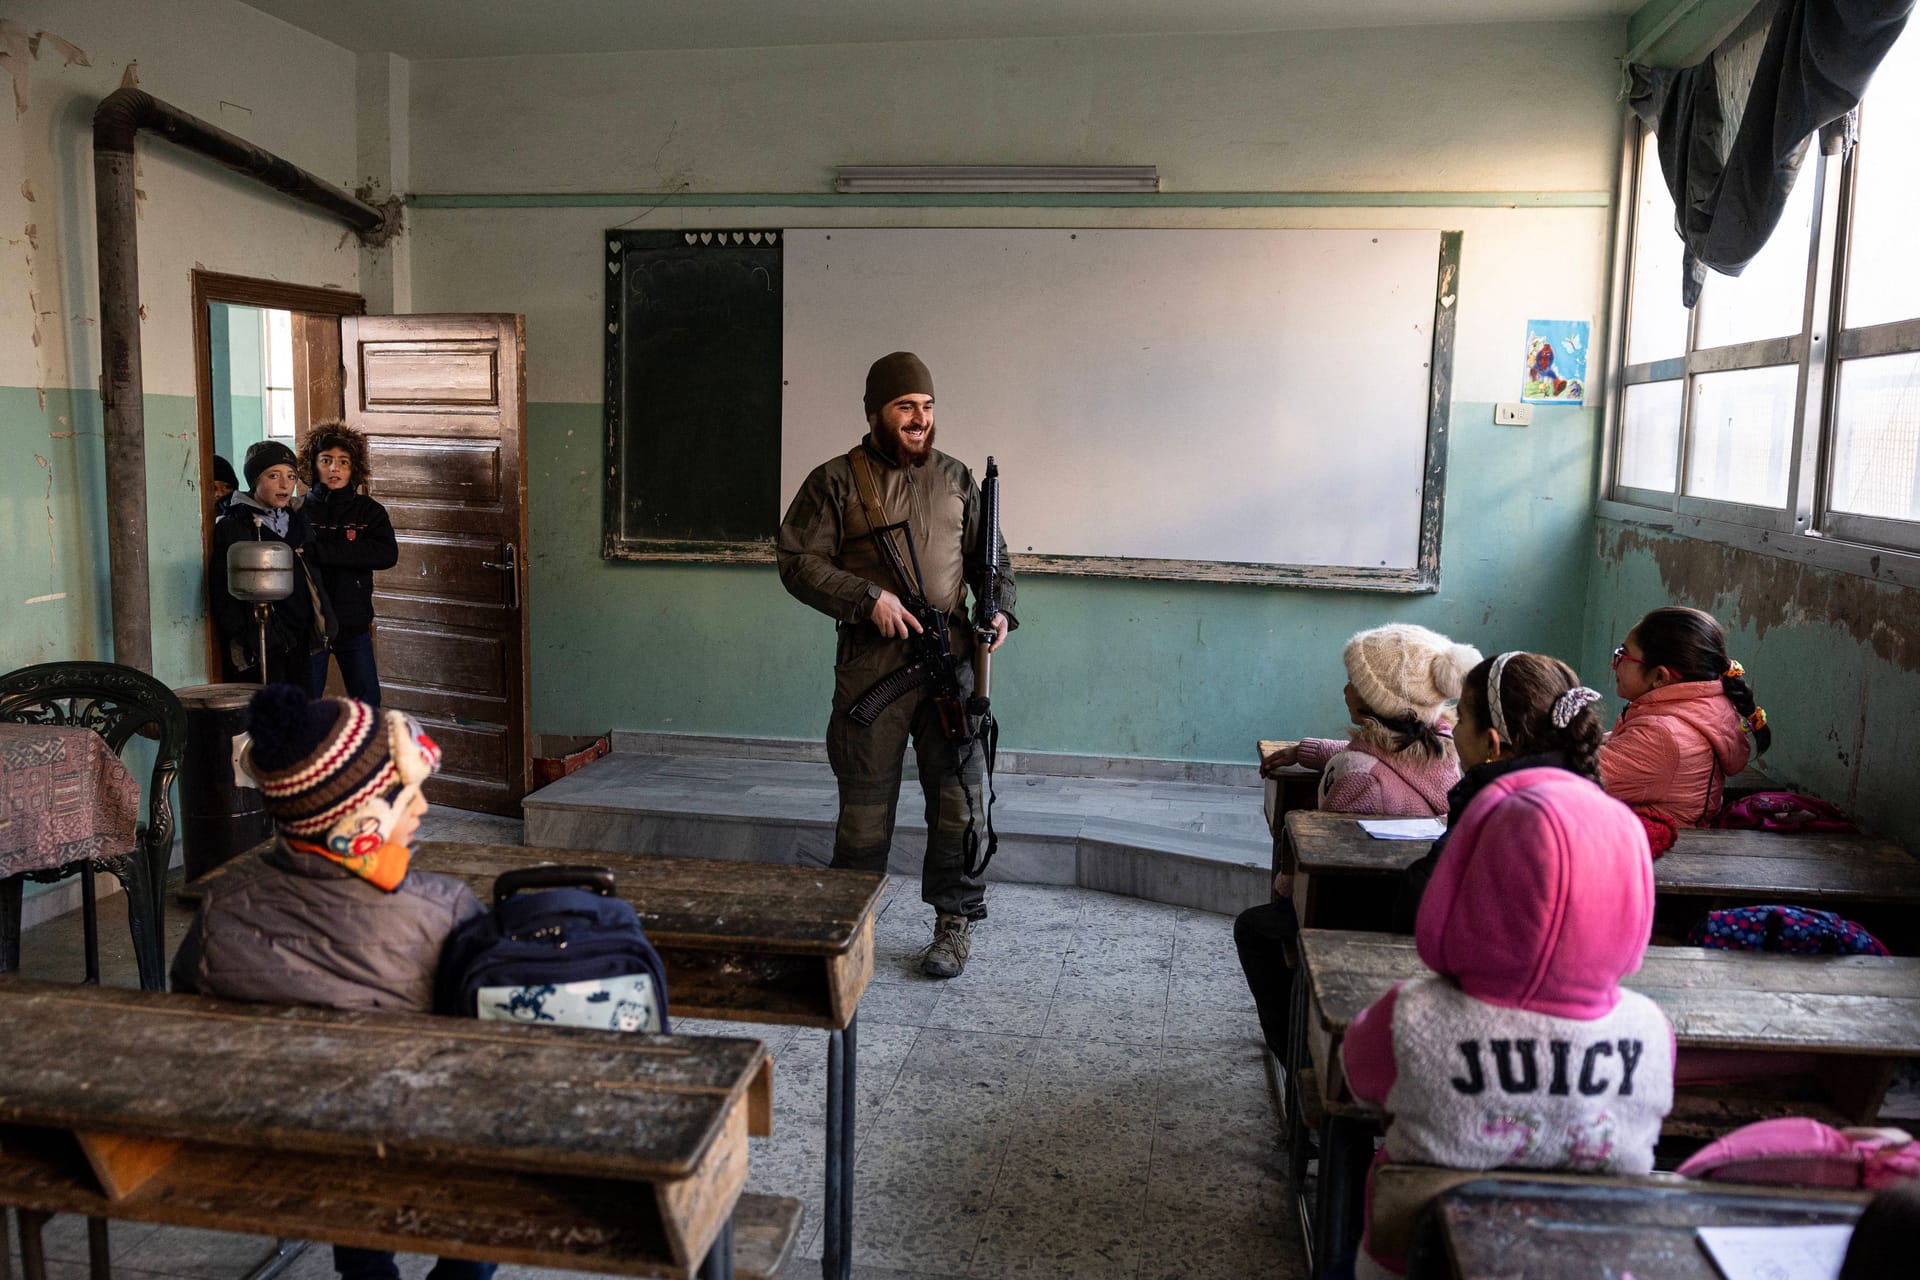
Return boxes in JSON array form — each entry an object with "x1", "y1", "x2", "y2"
[{"x1": 853, "y1": 1023, "x2": 925, "y2": 1158}]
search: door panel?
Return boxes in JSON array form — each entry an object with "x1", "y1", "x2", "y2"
[{"x1": 343, "y1": 314, "x2": 529, "y2": 815}]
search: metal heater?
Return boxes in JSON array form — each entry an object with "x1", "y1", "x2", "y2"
[{"x1": 225, "y1": 540, "x2": 295, "y2": 684}]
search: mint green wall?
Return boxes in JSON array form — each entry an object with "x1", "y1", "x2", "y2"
[
  {"x1": 210, "y1": 304, "x2": 267, "y2": 465},
  {"x1": 527, "y1": 400, "x2": 1599, "y2": 759},
  {"x1": 1582, "y1": 519, "x2": 1920, "y2": 848},
  {"x1": 0, "y1": 387, "x2": 209, "y2": 690}
]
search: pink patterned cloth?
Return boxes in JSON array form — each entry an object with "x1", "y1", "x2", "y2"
[{"x1": 0, "y1": 723, "x2": 141, "y2": 876}]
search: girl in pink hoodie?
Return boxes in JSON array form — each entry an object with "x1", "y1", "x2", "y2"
[
  {"x1": 1266, "y1": 624, "x2": 1482, "y2": 817},
  {"x1": 1342, "y1": 768, "x2": 1677, "y2": 1278},
  {"x1": 1601, "y1": 606, "x2": 1771, "y2": 826}
]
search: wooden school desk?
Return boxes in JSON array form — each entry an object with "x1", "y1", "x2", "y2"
[
  {"x1": 1423, "y1": 1176, "x2": 1869, "y2": 1280},
  {"x1": 1291, "y1": 928, "x2": 1920, "y2": 1279},
  {"x1": 1284, "y1": 811, "x2": 1920, "y2": 946},
  {"x1": 0, "y1": 980, "x2": 788, "y2": 1280},
  {"x1": 190, "y1": 840, "x2": 886, "y2": 1280}
]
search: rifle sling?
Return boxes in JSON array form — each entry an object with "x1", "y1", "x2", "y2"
[{"x1": 847, "y1": 444, "x2": 924, "y2": 601}]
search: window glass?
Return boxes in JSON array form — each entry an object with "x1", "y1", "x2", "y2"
[
  {"x1": 1844, "y1": 26, "x2": 1920, "y2": 329},
  {"x1": 1618, "y1": 380, "x2": 1683, "y2": 491},
  {"x1": 1626, "y1": 140, "x2": 1690, "y2": 364},
  {"x1": 1685, "y1": 365, "x2": 1798, "y2": 507},
  {"x1": 1693, "y1": 160, "x2": 1817, "y2": 350},
  {"x1": 1829, "y1": 352, "x2": 1920, "y2": 520}
]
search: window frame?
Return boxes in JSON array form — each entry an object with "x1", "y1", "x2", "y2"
[{"x1": 1600, "y1": 98, "x2": 1920, "y2": 584}]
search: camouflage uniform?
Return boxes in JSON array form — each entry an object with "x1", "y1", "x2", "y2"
[{"x1": 776, "y1": 435, "x2": 1017, "y2": 919}]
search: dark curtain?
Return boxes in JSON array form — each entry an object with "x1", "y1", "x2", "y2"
[{"x1": 1629, "y1": 0, "x2": 1915, "y2": 307}]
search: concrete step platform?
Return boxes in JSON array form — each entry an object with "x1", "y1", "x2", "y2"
[{"x1": 522, "y1": 736, "x2": 1273, "y2": 916}]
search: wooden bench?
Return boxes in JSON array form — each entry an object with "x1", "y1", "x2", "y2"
[
  {"x1": 191, "y1": 839, "x2": 886, "y2": 1280},
  {"x1": 1399, "y1": 1170, "x2": 1869, "y2": 1280},
  {"x1": 1286, "y1": 810, "x2": 1920, "y2": 949},
  {"x1": 0, "y1": 980, "x2": 790, "y2": 1280},
  {"x1": 1257, "y1": 739, "x2": 1319, "y2": 880}
]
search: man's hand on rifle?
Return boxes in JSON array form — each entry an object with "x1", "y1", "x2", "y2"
[
  {"x1": 870, "y1": 589, "x2": 924, "y2": 640},
  {"x1": 986, "y1": 612, "x2": 1009, "y2": 653}
]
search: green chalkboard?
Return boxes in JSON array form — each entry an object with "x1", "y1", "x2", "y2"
[{"x1": 603, "y1": 229, "x2": 783, "y2": 558}]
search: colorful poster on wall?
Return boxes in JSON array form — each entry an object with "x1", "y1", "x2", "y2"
[{"x1": 1523, "y1": 319, "x2": 1589, "y2": 404}]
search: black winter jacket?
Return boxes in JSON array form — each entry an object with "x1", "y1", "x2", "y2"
[
  {"x1": 301, "y1": 485, "x2": 399, "y2": 632},
  {"x1": 209, "y1": 494, "x2": 334, "y2": 668}
]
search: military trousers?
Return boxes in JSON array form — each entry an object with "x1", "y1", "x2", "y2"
[{"x1": 826, "y1": 625, "x2": 987, "y2": 920}]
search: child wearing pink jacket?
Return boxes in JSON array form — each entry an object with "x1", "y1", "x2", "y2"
[
  {"x1": 1266, "y1": 624, "x2": 1481, "y2": 817},
  {"x1": 1341, "y1": 768, "x2": 1676, "y2": 1278},
  {"x1": 1601, "y1": 606, "x2": 1771, "y2": 826}
]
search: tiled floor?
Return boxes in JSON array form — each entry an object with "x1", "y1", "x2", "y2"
[{"x1": 9, "y1": 807, "x2": 1303, "y2": 1280}]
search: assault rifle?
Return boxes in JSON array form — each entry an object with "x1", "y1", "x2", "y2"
[{"x1": 845, "y1": 455, "x2": 1006, "y2": 874}]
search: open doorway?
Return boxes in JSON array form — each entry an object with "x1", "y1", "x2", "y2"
[
  {"x1": 191, "y1": 271, "x2": 366, "y2": 687},
  {"x1": 190, "y1": 272, "x2": 533, "y2": 814}
]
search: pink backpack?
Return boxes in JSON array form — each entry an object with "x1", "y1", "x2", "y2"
[
  {"x1": 1715, "y1": 791, "x2": 1857, "y2": 833},
  {"x1": 1678, "y1": 1117, "x2": 1920, "y2": 1189}
]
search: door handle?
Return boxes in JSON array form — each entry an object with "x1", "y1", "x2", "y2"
[{"x1": 481, "y1": 543, "x2": 519, "y2": 609}]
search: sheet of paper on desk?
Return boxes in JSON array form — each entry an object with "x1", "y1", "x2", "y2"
[
  {"x1": 1357, "y1": 818, "x2": 1446, "y2": 840},
  {"x1": 1697, "y1": 1224, "x2": 1854, "y2": 1280}
]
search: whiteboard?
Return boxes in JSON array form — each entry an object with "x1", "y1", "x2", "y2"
[{"x1": 781, "y1": 228, "x2": 1449, "y2": 582}]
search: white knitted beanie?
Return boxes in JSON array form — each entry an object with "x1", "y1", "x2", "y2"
[{"x1": 1343, "y1": 625, "x2": 1483, "y2": 724}]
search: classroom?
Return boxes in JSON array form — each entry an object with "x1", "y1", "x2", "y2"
[{"x1": 2, "y1": 2, "x2": 1918, "y2": 1279}]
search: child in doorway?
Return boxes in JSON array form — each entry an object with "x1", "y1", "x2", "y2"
[
  {"x1": 301, "y1": 423, "x2": 399, "y2": 705},
  {"x1": 171, "y1": 685, "x2": 492, "y2": 1280},
  {"x1": 1388, "y1": 651, "x2": 1606, "y2": 933},
  {"x1": 1601, "y1": 606, "x2": 1770, "y2": 826},
  {"x1": 1235, "y1": 624, "x2": 1479, "y2": 1058},
  {"x1": 210, "y1": 440, "x2": 335, "y2": 693},
  {"x1": 1341, "y1": 768, "x2": 1676, "y2": 1278},
  {"x1": 210, "y1": 454, "x2": 239, "y2": 517}
]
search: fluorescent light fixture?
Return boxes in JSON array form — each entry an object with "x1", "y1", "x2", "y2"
[{"x1": 836, "y1": 165, "x2": 1159, "y2": 194}]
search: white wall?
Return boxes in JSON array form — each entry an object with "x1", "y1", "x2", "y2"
[
  {"x1": 410, "y1": 21, "x2": 1624, "y2": 196},
  {"x1": 0, "y1": 0, "x2": 360, "y2": 680}
]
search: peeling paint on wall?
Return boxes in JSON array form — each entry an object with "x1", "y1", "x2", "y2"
[{"x1": 1598, "y1": 525, "x2": 1920, "y2": 672}]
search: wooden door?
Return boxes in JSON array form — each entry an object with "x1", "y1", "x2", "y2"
[{"x1": 341, "y1": 315, "x2": 530, "y2": 814}]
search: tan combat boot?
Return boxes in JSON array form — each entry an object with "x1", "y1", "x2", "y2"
[{"x1": 921, "y1": 913, "x2": 974, "y2": 978}]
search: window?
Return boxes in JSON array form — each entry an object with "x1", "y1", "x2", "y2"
[
  {"x1": 1605, "y1": 24, "x2": 1920, "y2": 566},
  {"x1": 262, "y1": 308, "x2": 296, "y2": 440}
]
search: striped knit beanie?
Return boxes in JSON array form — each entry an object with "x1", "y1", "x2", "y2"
[{"x1": 243, "y1": 685, "x2": 440, "y2": 849}]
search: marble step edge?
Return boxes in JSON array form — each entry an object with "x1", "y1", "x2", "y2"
[{"x1": 606, "y1": 730, "x2": 1261, "y2": 789}]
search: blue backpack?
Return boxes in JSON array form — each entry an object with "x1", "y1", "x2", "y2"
[{"x1": 435, "y1": 865, "x2": 671, "y2": 1033}]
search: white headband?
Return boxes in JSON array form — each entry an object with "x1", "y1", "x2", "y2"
[{"x1": 1486, "y1": 651, "x2": 1520, "y2": 741}]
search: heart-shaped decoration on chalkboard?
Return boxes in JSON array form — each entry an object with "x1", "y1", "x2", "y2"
[
  {"x1": 700, "y1": 232, "x2": 713, "y2": 244},
  {"x1": 747, "y1": 232, "x2": 762, "y2": 244}
]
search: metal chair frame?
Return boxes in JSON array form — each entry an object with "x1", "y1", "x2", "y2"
[{"x1": 0, "y1": 661, "x2": 187, "y2": 991}]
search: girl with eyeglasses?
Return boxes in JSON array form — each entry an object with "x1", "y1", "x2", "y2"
[{"x1": 1600, "y1": 606, "x2": 1771, "y2": 827}]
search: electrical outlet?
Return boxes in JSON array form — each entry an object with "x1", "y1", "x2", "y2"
[{"x1": 1495, "y1": 402, "x2": 1533, "y2": 426}]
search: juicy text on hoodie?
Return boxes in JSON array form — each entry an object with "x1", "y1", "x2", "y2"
[{"x1": 1599, "y1": 680, "x2": 1750, "y2": 826}]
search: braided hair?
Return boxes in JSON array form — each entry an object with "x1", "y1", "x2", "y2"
[
  {"x1": 1459, "y1": 652, "x2": 1604, "y2": 784},
  {"x1": 1633, "y1": 606, "x2": 1772, "y2": 754}
]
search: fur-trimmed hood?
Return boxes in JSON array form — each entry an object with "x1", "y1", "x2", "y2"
[{"x1": 301, "y1": 423, "x2": 372, "y2": 492}]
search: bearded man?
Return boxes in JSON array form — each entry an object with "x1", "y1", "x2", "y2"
[{"x1": 776, "y1": 351, "x2": 1017, "y2": 977}]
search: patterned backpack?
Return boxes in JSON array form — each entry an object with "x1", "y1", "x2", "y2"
[{"x1": 1687, "y1": 904, "x2": 1888, "y2": 956}]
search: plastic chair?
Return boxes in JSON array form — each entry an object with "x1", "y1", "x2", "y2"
[{"x1": 0, "y1": 661, "x2": 187, "y2": 991}]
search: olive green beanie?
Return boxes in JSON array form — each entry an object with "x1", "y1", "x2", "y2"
[{"x1": 864, "y1": 351, "x2": 934, "y2": 417}]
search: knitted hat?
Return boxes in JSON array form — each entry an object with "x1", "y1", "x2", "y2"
[
  {"x1": 212, "y1": 454, "x2": 239, "y2": 490},
  {"x1": 243, "y1": 439, "x2": 299, "y2": 490},
  {"x1": 864, "y1": 351, "x2": 934, "y2": 417},
  {"x1": 1343, "y1": 624, "x2": 1482, "y2": 724},
  {"x1": 242, "y1": 684, "x2": 441, "y2": 854}
]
